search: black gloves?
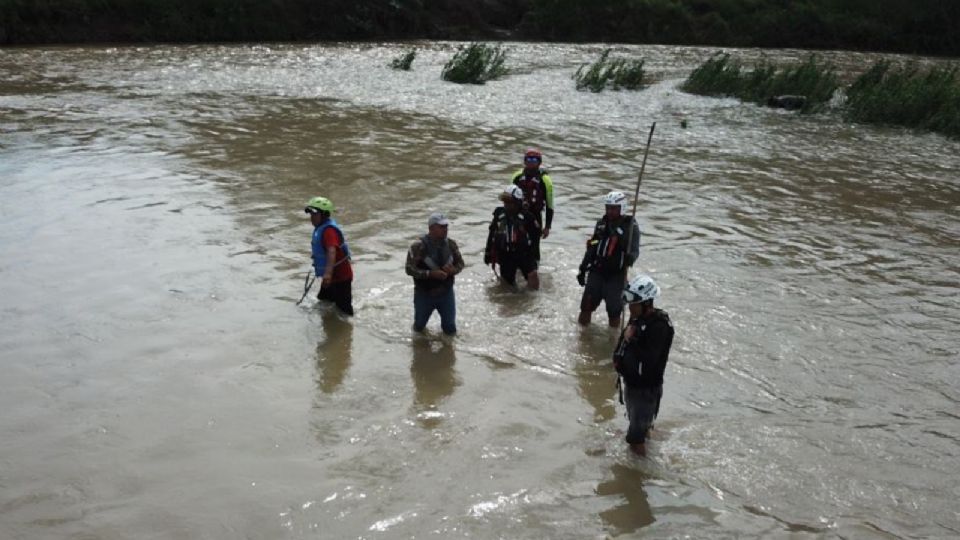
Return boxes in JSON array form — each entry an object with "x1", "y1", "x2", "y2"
[
  {"x1": 576, "y1": 271, "x2": 586, "y2": 287},
  {"x1": 483, "y1": 252, "x2": 491, "y2": 265}
]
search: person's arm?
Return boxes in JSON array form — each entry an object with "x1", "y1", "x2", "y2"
[
  {"x1": 446, "y1": 239, "x2": 466, "y2": 275},
  {"x1": 322, "y1": 246, "x2": 336, "y2": 286},
  {"x1": 405, "y1": 243, "x2": 429, "y2": 279},
  {"x1": 577, "y1": 233, "x2": 596, "y2": 286},
  {"x1": 484, "y1": 210, "x2": 498, "y2": 265},
  {"x1": 626, "y1": 219, "x2": 641, "y2": 267},
  {"x1": 542, "y1": 173, "x2": 555, "y2": 232}
]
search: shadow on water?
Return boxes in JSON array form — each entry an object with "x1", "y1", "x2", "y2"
[
  {"x1": 410, "y1": 337, "x2": 460, "y2": 428},
  {"x1": 575, "y1": 328, "x2": 619, "y2": 423},
  {"x1": 596, "y1": 463, "x2": 655, "y2": 536},
  {"x1": 315, "y1": 311, "x2": 354, "y2": 394}
]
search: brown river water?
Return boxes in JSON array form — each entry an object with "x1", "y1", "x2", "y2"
[{"x1": 1, "y1": 42, "x2": 958, "y2": 539}]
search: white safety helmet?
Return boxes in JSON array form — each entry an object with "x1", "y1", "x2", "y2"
[
  {"x1": 603, "y1": 191, "x2": 627, "y2": 213},
  {"x1": 500, "y1": 185, "x2": 524, "y2": 202},
  {"x1": 622, "y1": 274, "x2": 660, "y2": 304}
]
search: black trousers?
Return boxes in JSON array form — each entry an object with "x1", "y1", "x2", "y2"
[{"x1": 318, "y1": 280, "x2": 354, "y2": 316}]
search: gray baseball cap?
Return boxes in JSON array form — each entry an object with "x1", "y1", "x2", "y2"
[{"x1": 428, "y1": 212, "x2": 449, "y2": 226}]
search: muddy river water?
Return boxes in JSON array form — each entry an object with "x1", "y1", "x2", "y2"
[{"x1": 1, "y1": 42, "x2": 958, "y2": 539}]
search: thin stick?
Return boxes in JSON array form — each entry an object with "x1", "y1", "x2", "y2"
[
  {"x1": 296, "y1": 270, "x2": 316, "y2": 306},
  {"x1": 621, "y1": 122, "x2": 656, "y2": 329}
]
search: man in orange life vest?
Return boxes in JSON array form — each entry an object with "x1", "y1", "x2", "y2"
[
  {"x1": 305, "y1": 196, "x2": 354, "y2": 316},
  {"x1": 511, "y1": 148, "x2": 555, "y2": 261},
  {"x1": 577, "y1": 191, "x2": 641, "y2": 327}
]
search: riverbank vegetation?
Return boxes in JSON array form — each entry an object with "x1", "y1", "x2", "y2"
[
  {"x1": 441, "y1": 43, "x2": 507, "y2": 84},
  {"x1": 2, "y1": 1, "x2": 958, "y2": 57},
  {"x1": 574, "y1": 49, "x2": 646, "y2": 92},
  {"x1": 681, "y1": 53, "x2": 839, "y2": 112}
]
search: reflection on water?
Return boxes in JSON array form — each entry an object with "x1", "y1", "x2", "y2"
[
  {"x1": 596, "y1": 464, "x2": 655, "y2": 535},
  {"x1": 410, "y1": 338, "x2": 459, "y2": 427},
  {"x1": 575, "y1": 329, "x2": 619, "y2": 423},
  {"x1": 315, "y1": 311, "x2": 354, "y2": 394},
  {"x1": 483, "y1": 280, "x2": 539, "y2": 318}
]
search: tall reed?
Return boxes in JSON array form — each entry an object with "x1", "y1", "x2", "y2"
[
  {"x1": 681, "y1": 53, "x2": 839, "y2": 112},
  {"x1": 573, "y1": 49, "x2": 647, "y2": 92},
  {"x1": 845, "y1": 60, "x2": 960, "y2": 139},
  {"x1": 441, "y1": 43, "x2": 508, "y2": 84}
]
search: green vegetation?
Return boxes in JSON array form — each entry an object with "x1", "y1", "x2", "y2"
[
  {"x1": 681, "y1": 53, "x2": 840, "y2": 113},
  {"x1": 845, "y1": 61, "x2": 960, "y2": 139},
  {"x1": 441, "y1": 43, "x2": 508, "y2": 85},
  {"x1": 574, "y1": 49, "x2": 647, "y2": 92},
  {"x1": 682, "y1": 54, "x2": 960, "y2": 139},
  {"x1": 390, "y1": 50, "x2": 416, "y2": 71}
]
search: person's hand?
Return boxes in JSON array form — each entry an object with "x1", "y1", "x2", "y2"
[
  {"x1": 624, "y1": 324, "x2": 637, "y2": 341},
  {"x1": 321, "y1": 274, "x2": 332, "y2": 288},
  {"x1": 541, "y1": 227, "x2": 550, "y2": 239},
  {"x1": 576, "y1": 271, "x2": 586, "y2": 287},
  {"x1": 483, "y1": 252, "x2": 491, "y2": 265},
  {"x1": 429, "y1": 269, "x2": 448, "y2": 280},
  {"x1": 441, "y1": 263, "x2": 456, "y2": 274}
]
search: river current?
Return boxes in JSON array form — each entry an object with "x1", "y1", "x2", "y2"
[{"x1": 1, "y1": 41, "x2": 958, "y2": 539}]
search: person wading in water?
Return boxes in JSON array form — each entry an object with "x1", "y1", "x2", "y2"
[
  {"x1": 484, "y1": 185, "x2": 541, "y2": 290},
  {"x1": 613, "y1": 274, "x2": 674, "y2": 456},
  {"x1": 511, "y1": 148, "x2": 555, "y2": 262},
  {"x1": 405, "y1": 212, "x2": 465, "y2": 335},
  {"x1": 577, "y1": 191, "x2": 641, "y2": 327}
]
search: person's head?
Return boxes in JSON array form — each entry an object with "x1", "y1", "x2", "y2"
[
  {"x1": 427, "y1": 212, "x2": 449, "y2": 240},
  {"x1": 499, "y1": 185, "x2": 524, "y2": 213},
  {"x1": 622, "y1": 274, "x2": 660, "y2": 317},
  {"x1": 523, "y1": 148, "x2": 542, "y2": 171},
  {"x1": 305, "y1": 196, "x2": 334, "y2": 226},
  {"x1": 603, "y1": 191, "x2": 627, "y2": 220}
]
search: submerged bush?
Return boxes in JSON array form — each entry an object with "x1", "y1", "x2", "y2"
[
  {"x1": 845, "y1": 60, "x2": 960, "y2": 139},
  {"x1": 574, "y1": 49, "x2": 647, "y2": 92},
  {"x1": 390, "y1": 49, "x2": 416, "y2": 70},
  {"x1": 680, "y1": 52, "x2": 744, "y2": 97},
  {"x1": 681, "y1": 53, "x2": 839, "y2": 112},
  {"x1": 441, "y1": 43, "x2": 508, "y2": 84}
]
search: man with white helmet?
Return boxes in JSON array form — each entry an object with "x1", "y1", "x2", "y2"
[
  {"x1": 305, "y1": 196, "x2": 354, "y2": 316},
  {"x1": 484, "y1": 185, "x2": 541, "y2": 289},
  {"x1": 576, "y1": 191, "x2": 642, "y2": 326},
  {"x1": 613, "y1": 274, "x2": 674, "y2": 456}
]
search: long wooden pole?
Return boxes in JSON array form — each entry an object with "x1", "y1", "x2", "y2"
[
  {"x1": 621, "y1": 122, "x2": 656, "y2": 329},
  {"x1": 631, "y1": 122, "x2": 656, "y2": 218}
]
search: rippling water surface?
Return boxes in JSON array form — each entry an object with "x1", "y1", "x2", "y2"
[{"x1": 1, "y1": 42, "x2": 958, "y2": 539}]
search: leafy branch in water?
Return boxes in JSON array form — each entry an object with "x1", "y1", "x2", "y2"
[
  {"x1": 574, "y1": 49, "x2": 647, "y2": 92},
  {"x1": 390, "y1": 49, "x2": 416, "y2": 70},
  {"x1": 441, "y1": 43, "x2": 508, "y2": 84}
]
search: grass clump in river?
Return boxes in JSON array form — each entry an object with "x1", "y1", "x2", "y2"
[
  {"x1": 441, "y1": 43, "x2": 508, "y2": 84},
  {"x1": 390, "y1": 49, "x2": 416, "y2": 70},
  {"x1": 574, "y1": 49, "x2": 647, "y2": 92},
  {"x1": 844, "y1": 60, "x2": 960, "y2": 139},
  {"x1": 681, "y1": 53, "x2": 839, "y2": 112}
]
